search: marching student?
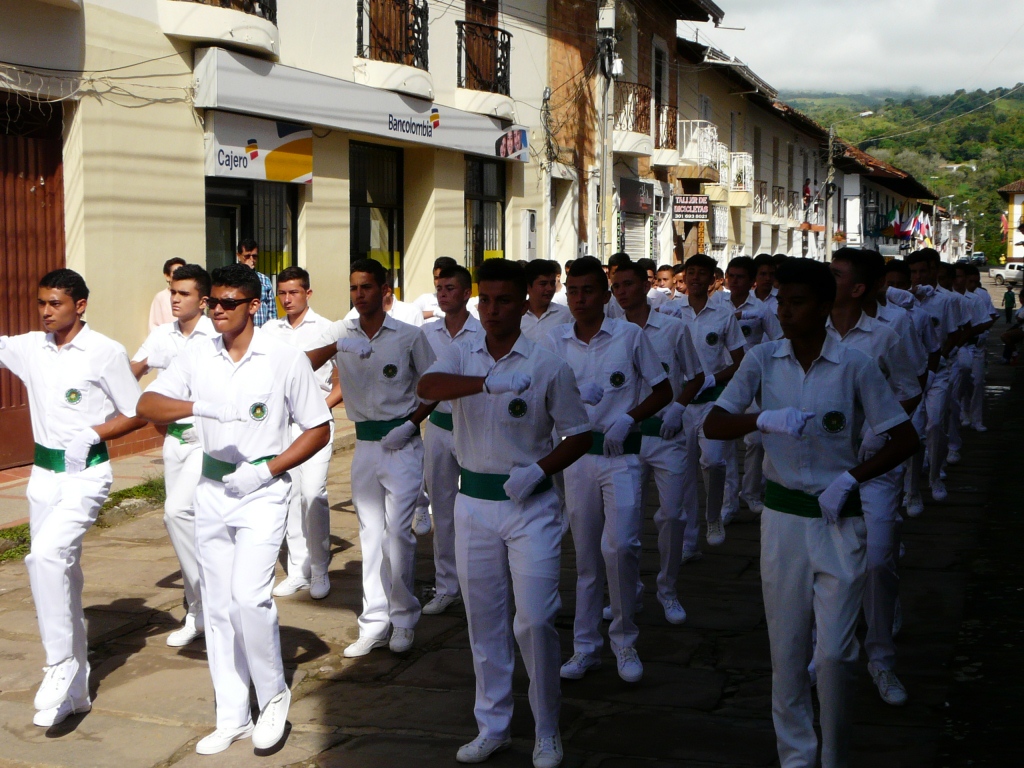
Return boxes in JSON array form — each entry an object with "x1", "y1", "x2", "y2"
[
  {"x1": 661, "y1": 254, "x2": 744, "y2": 551},
  {"x1": 704, "y1": 258, "x2": 919, "y2": 768},
  {"x1": 753, "y1": 253, "x2": 779, "y2": 313},
  {"x1": 828, "y1": 249, "x2": 922, "y2": 707},
  {"x1": 602, "y1": 252, "x2": 633, "y2": 319},
  {"x1": 344, "y1": 273, "x2": 424, "y2": 327},
  {"x1": 131, "y1": 263, "x2": 218, "y2": 647},
  {"x1": 612, "y1": 262, "x2": 705, "y2": 622},
  {"x1": 418, "y1": 258, "x2": 591, "y2": 768},
  {"x1": 960, "y1": 265, "x2": 997, "y2": 431},
  {"x1": 307, "y1": 258, "x2": 436, "y2": 658},
  {"x1": 551, "y1": 260, "x2": 569, "y2": 306},
  {"x1": 420, "y1": 264, "x2": 485, "y2": 615},
  {"x1": 1, "y1": 269, "x2": 145, "y2": 727},
  {"x1": 138, "y1": 264, "x2": 332, "y2": 755},
  {"x1": 948, "y1": 263, "x2": 996, "y2": 457},
  {"x1": 672, "y1": 263, "x2": 688, "y2": 297},
  {"x1": 261, "y1": 267, "x2": 341, "y2": 600},
  {"x1": 655, "y1": 264, "x2": 676, "y2": 298},
  {"x1": 636, "y1": 257, "x2": 669, "y2": 309},
  {"x1": 412, "y1": 256, "x2": 459, "y2": 320},
  {"x1": 936, "y1": 262, "x2": 976, "y2": 469},
  {"x1": 544, "y1": 256, "x2": 672, "y2": 684},
  {"x1": 148, "y1": 257, "x2": 186, "y2": 332},
  {"x1": 521, "y1": 260, "x2": 572, "y2": 342}
]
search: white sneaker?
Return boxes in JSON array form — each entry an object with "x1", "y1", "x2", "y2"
[
  {"x1": 252, "y1": 688, "x2": 291, "y2": 750},
  {"x1": 412, "y1": 507, "x2": 432, "y2": 536},
  {"x1": 343, "y1": 635, "x2": 388, "y2": 658},
  {"x1": 272, "y1": 575, "x2": 310, "y2": 597},
  {"x1": 869, "y1": 663, "x2": 908, "y2": 706},
  {"x1": 659, "y1": 597, "x2": 687, "y2": 625},
  {"x1": 615, "y1": 646, "x2": 643, "y2": 683},
  {"x1": 680, "y1": 549, "x2": 703, "y2": 565},
  {"x1": 946, "y1": 450, "x2": 961, "y2": 465},
  {"x1": 34, "y1": 657, "x2": 79, "y2": 711},
  {"x1": 422, "y1": 593, "x2": 462, "y2": 615},
  {"x1": 706, "y1": 519, "x2": 725, "y2": 546},
  {"x1": 309, "y1": 573, "x2": 331, "y2": 600},
  {"x1": 456, "y1": 734, "x2": 512, "y2": 763},
  {"x1": 905, "y1": 493, "x2": 925, "y2": 518},
  {"x1": 559, "y1": 652, "x2": 601, "y2": 680},
  {"x1": 931, "y1": 479, "x2": 948, "y2": 501},
  {"x1": 972, "y1": 423, "x2": 988, "y2": 433},
  {"x1": 33, "y1": 694, "x2": 91, "y2": 727},
  {"x1": 195, "y1": 723, "x2": 254, "y2": 754},
  {"x1": 389, "y1": 627, "x2": 415, "y2": 653},
  {"x1": 533, "y1": 734, "x2": 563, "y2": 768},
  {"x1": 167, "y1": 614, "x2": 203, "y2": 647}
]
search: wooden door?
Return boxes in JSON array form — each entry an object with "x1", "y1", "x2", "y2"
[
  {"x1": 0, "y1": 96, "x2": 65, "y2": 469},
  {"x1": 465, "y1": 0, "x2": 499, "y2": 91}
]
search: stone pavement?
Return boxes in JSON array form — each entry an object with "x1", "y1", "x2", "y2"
[{"x1": 0, "y1": 329, "x2": 1016, "y2": 768}]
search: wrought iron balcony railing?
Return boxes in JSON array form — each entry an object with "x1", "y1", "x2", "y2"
[
  {"x1": 772, "y1": 186, "x2": 786, "y2": 220},
  {"x1": 456, "y1": 21, "x2": 511, "y2": 96},
  {"x1": 753, "y1": 180, "x2": 769, "y2": 215},
  {"x1": 679, "y1": 120, "x2": 717, "y2": 167},
  {"x1": 357, "y1": 0, "x2": 429, "y2": 71},
  {"x1": 730, "y1": 152, "x2": 753, "y2": 192},
  {"x1": 613, "y1": 81, "x2": 652, "y2": 136},
  {"x1": 176, "y1": 0, "x2": 277, "y2": 23},
  {"x1": 655, "y1": 104, "x2": 678, "y2": 150},
  {"x1": 789, "y1": 191, "x2": 801, "y2": 220}
]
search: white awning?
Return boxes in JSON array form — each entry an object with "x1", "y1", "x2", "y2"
[{"x1": 193, "y1": 47, "x2": 527, "y2": 162}]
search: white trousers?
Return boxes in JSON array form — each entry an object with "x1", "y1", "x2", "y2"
[
  {"x1": 860, "y1": 465, "x2": 903, "y2": 671},
  {"x1": 25, "y1": 463, "x2": 112, "y2": 701},
  {"x1": 639, "y1": 432, "x2": 691, "y2": 602},
  {"x1": 455, "y1": 488, "x2": 562, "y2": 741},
  {"x1": 423, "y1": 421, "x2": 460, "y2": 598},
  {"x1": 194, "y1": 476, "x2": 290, "y2": 729},
  {"x1": 742, "y1": 429, "x2": 766, "y2": 506},
  {"x1": 723, "y1": 438, "x2": 740, "y2": 517},
  {"x1": 162, "y1": 435, "x2": 203, "y2": 620},
  {"x1": 350, "y1": 438, "x2": 423, "y2": 639},
  {"x1": 682, "y1": 401, "x2": 728, "y2": 552},
  {"x1": 966, "y1": 345, "x2": 986, "y2": 426},
  {"x1": 761, "y1": 507, "x2": 866, "y2": 768},
  {"x1": 284, "y1": 422, "x2": 334, "y2": 579},
  {"x1": 947, "y1": 355, "x2": 968, "y2": 454},
  {"x1": 563, "y1": 452, "x2": 643, "y2": 654},
  {"x1": 907, "y1": 366, "x2": 950, "y2": 495}
]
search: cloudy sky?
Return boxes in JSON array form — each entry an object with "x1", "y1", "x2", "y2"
[{"x1": 683, "y1": 0, "x2": 1024, "y2": 94}]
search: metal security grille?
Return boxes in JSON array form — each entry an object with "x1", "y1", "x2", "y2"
[{"x1": 621, "y1": 212, "x2": 648, "y2": 259}]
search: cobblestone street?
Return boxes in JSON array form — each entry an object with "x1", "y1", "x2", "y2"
[{"x1": 0, "y1": 333, "x2": 1018, "y2": 768}]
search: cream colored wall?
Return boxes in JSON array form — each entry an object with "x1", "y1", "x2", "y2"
[{"x1": 0, "y1": 0, "x2": 85, "y2": 70}]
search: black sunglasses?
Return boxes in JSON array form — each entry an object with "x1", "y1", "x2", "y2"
[{"x1": 207, "y1": 297, "x2": 256, "y2": 310}]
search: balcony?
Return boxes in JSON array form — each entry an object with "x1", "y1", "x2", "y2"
[
  {"x1": 753, "y1": 180, "x2": 769, "y2": 221},
  {"x1": 159, "y1": 0, "x2": 278, "y2": 56},
  {"x1": 772, "y1": 185, "x2": 786, "y2": 227},
  {"x1": 454, "y1": 20, "x2": 514, "y2": 119},
  {"x1": 789, "y1": 191, "x2": 802, "y2": 223},
  {"x1": 613, "y1": 81, "x2": 653, "y2": 157},
  {"x1": 729, "y1": 153, "x2": 753, "y2": 192},
  {"x1": 354, "y1": 0, "x2": 433, "y2": 100},
  {"x1": 801, "y1": 203, "x2": 826, "y2": 231},
  {"x1": 652, "y1": 104, "x2": 679, "y2": 167}
]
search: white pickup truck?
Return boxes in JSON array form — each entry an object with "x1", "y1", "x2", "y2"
[{"x1": 991, "y1": 262, "x2": 1024, "y2": 285}]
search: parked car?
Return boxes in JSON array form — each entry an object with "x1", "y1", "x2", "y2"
[
  {"x1": 990, "y1": 261, "x2": 1024, "y2": 285},
  {"x1": 972, "y1": 251, "x2": 987, "y2": 266}
]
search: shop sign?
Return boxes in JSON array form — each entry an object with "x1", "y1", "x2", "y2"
[
  {"x1": 672, "y1": 194, "x2": 710, "y2": 222},
  {"x1": 619, "y1": 178, "x2": 654, "y2": 215},
  {"x1": 205, "y1": 111, "x2": 313, "y2": 184},
  {"x1": 496, "y1": 128, "x2": 529, "y2": 161}
]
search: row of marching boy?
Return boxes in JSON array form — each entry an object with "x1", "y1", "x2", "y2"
[{"x1": 0, "y1": 242, "x2": 993, "y2": 768}]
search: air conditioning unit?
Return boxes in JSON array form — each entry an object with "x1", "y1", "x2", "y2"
[{"x1": 522, "y1": 209, "x2": 538, "y2": 261}]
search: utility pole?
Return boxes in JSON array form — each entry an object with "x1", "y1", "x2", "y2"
[
  {"x1": 824, "y1": 125, "x2": 835, "y2": 262},
  {"x1": 597, "y1": 6, "x2": 616, "y2": 261}
]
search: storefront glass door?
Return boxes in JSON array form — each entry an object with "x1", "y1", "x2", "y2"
[{"x1": 351, "y1": 142, "x2": 404, "y2": 296}]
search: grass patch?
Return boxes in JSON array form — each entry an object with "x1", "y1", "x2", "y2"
[
  {"x1": 100, "y1": 476, "x2": 166, "y2": 513},
  {"x1": 0, "y1": 524, "x2": 30, "y2": 563}
]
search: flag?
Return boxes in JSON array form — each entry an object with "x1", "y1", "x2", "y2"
[{"x1": 886, "y1": 206, "x2": 901, "y2": 237}]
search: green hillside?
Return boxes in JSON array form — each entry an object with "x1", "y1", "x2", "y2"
[{"x1": 780, "y1": 87, "x2": 1024, "y2": 262}]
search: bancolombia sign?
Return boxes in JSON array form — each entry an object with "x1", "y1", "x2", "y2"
[
  {"x1": 388, "y1": 106, "x2": 440, "y2": 138},
  {"x1": 205, "y1": 111, "x2": 313, "y2": 184}
]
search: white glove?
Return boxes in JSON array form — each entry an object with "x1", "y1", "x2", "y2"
[
  {"x1": 337, "y1": 337, "x2": 372, "y2": 358},
  {"x1": 913, "y1": 284, "x2": 936, "y2": 299},
  {"x1": 380, "y1": 420, "x2": 418, "y2": 451},
  {"x1": 603, "y1": 412, "x2": 635, "y2": 457},
  {"x1": 181, "y1": 426, "x2": 200, "y2": 445},
  {"x1": 696, "y1": 372, "x2": 717, "y2": 398},
  {"x1": 0, "y1": 335, "x2": 7, "y2": 350},
  {"x1": 223, "y1": 461, "x2": 274, "y2": 498},
  {"x1": 193, "y1": 400, "x2": 246, "y2": 423},
  {"x1": 503, "y1": 463, "x2": 547, "y2": 504},
  {"x1": 756, "y1": 407, "x2": 815, "y2": 437},
  {"x1": 64, "y1": 428, "x2": 100, "y2": 475},
  {"x1": 659, "y1": 402, "x2": 686, "y2": 439},
  {"x1": 579, "y1": 381, "x2": 605, "y2": 406},
  {"x1": 885, "y1": 286, "x2": 917, "y2": 309},
  {"x1": 818, "y1": 471, "x2": 859, "y2": 525},
  {"x1": 483, "y1": 370, "x2": 531, "y2": 395},
  {"x1": 146, "y1": 347, "x2": 172, "y2": 370}
]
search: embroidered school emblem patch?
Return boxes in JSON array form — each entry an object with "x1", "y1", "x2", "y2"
[
  {"x1": 64, "y1": 388, "x2": 83, "y2": 405},
  {"x1": 249, "y1": 402, "x2": 269, "y2": 421},
  {"x1": 741, "y1": 325, "x2": 752, "y2": 337},
  {"x1": 382, "y1": 364, "x2": 399, "y2": 379},
  {"x1": 609, "y1": 371, "x2": 626, "y2": 388},
  {"x1": 822, "y1": 411, "x2": 846, "y2": 434},
  {"x1": 705, "y1": 332, "x2": 719, "y2": 346},
  {"x1": 508, "y1": 398, "x2": 528, "y2": 418}
]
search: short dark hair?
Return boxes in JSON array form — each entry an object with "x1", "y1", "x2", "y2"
[
  {"x1": 617, "y1": 262, "x2": 649, "y2": 281},
  {"x1": 237, "y1": 238, "x2": 258, "y2": 253},
  {"x1": 277, "y1": 266, "x2": 310, "y2": 290},
  {"x1": 211, "y1": 262, "x2": 261, "y2": 299},
  {"x1": 771, "y1": 254, "x2": 788, "y2": 267},
  {"x1": 656, "y1": 264, "x2": 674, "y2": 274},
  {"x1": 904, "y1": 250, "x2": 930, "y2": 268},
  {"x1": 713, "y1": 267, "x2": 725, "y2": 279},
  {"x1": 684, "y1": 253, "x2": 717, "y2": 272},
  {"x1": 671, "y1": 263, "x2": 686, "y2": 275},
  {"x1": 753, "y1": 253, "x2": 775, "y2": 271},
  {"x1": 39, "y1": 268, "x2": 89, "y2": 302},
  {"x1": 552, "y1": 260, "x2": 563, "y2": 276},
  {"x1": 917, "y1": 247, "x2": 941, "y2": 266},
  {"x1": 636, "y1": 257, "x2": 657, "y2": 274},
  {"x1": 727, "y1": 256, "x2": 756, "y2": 280},
  {"x1": 832, "y1": 247, "x2": 882, "y2": 287},
  {"x1": 608, "y1": 252, "x2": 632, "y2": 269},
  {"x1": 776, "y1": 258, "x2": 836, "y2": 304},
  {"x1": 524, "y1": 259, "x2": 558, "y2": 286},
  {"x1": 171, "y1": 264, "x2": 212, "y2": 298},
  {"x1": 350, "y1": 258, "x2": 388, "y2": 287},
  {"x1": 964, "y1": 264, "x2": 981, "y2": 278},
  {"x1": 563, "y1": 259, "x2": 574, "y2": 273},
  {"x1": 884, "y1": 259, "x2": 911, "y2": 279},
  {"x1": 163, "y1": 257, "x2": 187, "y2": 275},
  {"x1": 433, "y1": 256, "x2": 459, "y2": 272},
  {"x1": 437, "y1": 264, "x2": 473, "y2": 290},
  {"x1": 567, "y1": 255, "x2": 609, "y2": 289},
  {"x1": 477, "y1": 258, "x2": 527, "y2": 298}
]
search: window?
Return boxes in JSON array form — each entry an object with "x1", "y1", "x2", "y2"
[
  {"x1": 698, "y1": 94, "x2": 712, "y2": 123},
  {"x1": 753, "y1": 127, "x2": 762, "y2": 178},
  {"x1": 350, "y1": 142, "x2": 404, "y2": 295},
  {"x1": 465, "y1": 158, "x2": 506, "y2": 272}
]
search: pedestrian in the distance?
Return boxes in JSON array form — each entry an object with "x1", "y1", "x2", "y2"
[{"x1": 1003, "y1": 285, "x2": 1016, "y2": 324}]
